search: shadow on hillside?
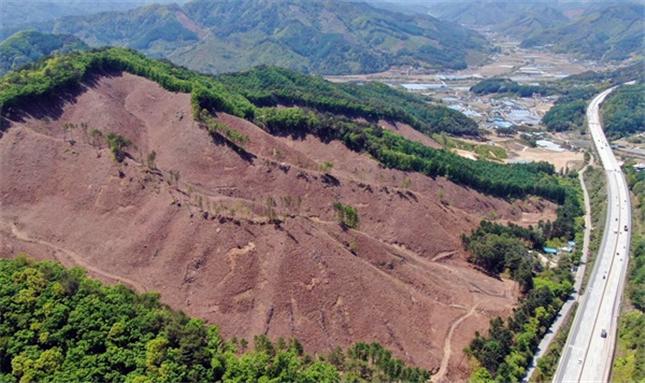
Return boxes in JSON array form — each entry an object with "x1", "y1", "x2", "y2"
[
  {"x1": 1, "y1": 70, "x2": 122, "y2": 130},
  {"x1": 263, "y1": 124, "x2": 336, "y2": 145},
  {"x1": 208, "y1": 129, "x2": 257, "y2": 164}
]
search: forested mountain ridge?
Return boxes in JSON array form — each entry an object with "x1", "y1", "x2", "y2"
[
  {"x1": 434, "y1": 1, "x2": 643, "y2": 62},
  {"x1": 0, "y1": 31, "x2": 88, "y2": 75},
  {"x1": 496, "y1": 5, "x2": 569, "y2": 41},
  {"x1": 431, "y1": 1, "x2": 569, "y2": 39},
  {"x1": 521, "y1": 3, "x2": 645, "y2": 61},
  {"x1": 0, "y1": 0, "x2": 179, "y2": 30},
  {"x1": 4, "y1": 0, "x2": 492, "y2": 75}
]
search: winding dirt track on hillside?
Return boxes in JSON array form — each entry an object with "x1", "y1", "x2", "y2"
[
  {"x1": 432, "y1": 250, "x2": 458, "y2": 262},
  {"x1": 433, "y1": 305, "x2": 479, "y2": 383},
  {"x1": 1, "y1": 221, "x2": 146, "y2": 292}
]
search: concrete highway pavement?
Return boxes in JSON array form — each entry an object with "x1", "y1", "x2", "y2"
[{"x1": 553, "y1": 87, "x2": 632, "y2": 382}]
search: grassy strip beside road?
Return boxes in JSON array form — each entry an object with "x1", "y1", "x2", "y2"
[
  {"x1": 530, "y1": 302, "x2": 578, "y2": 382},
  {"x1": 580, "y1": 166, "x2": 608, "y2": 294},
  {"x1": 611, "y1": 164, "x2": 645, "y2": 382}
]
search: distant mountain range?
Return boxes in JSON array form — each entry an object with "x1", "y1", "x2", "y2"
[
  {"x1": 496, "y1": 5, "x2": 570, "y2": 40},
  {"x1": 0, "y1": 0, "x2": 184, "y2": 30},
  {"x1": 0, "y1": 31, "x2": 88, "y2": 75},
  {"x1": 0, "y1": 0, "x2": 492, "y2": 75},
  {"x1": 521, "y1": 3, "x2": 645, "y2": 61},
  {"x1": 430, "y1": 1, "x2": 569, "y2": 34},
  {"x1": 432, "y1": 1, "x2": 644, "y2": 62}
]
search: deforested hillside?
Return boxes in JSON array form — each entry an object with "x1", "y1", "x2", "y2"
[
  {"x1": 6, "y1": 0, "x2": 492, "y2": 75},
  {"x1": 0, "y1": 48, "x2": 564, "y2": 380},
  {"x1": 0, "y1": 31, "x2": 88, "y2": 75}
]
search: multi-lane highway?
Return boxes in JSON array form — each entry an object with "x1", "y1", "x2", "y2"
[{"x1": 553, "y1": 87, "x2": 632, "y2": 382}]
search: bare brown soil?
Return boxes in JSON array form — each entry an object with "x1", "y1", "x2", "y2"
[
  {"x1": 0, "y1": 72, "x2": 555, "y2": 380},
  {"x1": 379, "y1": 120, "x2": 441, "y2": 149}
]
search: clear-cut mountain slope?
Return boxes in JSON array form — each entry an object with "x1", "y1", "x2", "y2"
[{"x1": 0, "y1": 71, "x2": 555, "y2": 380}]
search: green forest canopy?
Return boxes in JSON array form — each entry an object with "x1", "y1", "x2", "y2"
[
  {"x1": 216, "y1": 66, "x2": 480, "y2": 136},
  {"x1": 0, "y1": 30, "x2": 88, "y2": 75},
  {"x1": 602, "y1": 84, "x2": 645, "y2": 140},
  {"x1": 541, "y1": 62, "x2": 644, "y2": 133},
  {"x1": 10, "y1": 0, "x2": 492, "y2": 75},
  {"x1": 0, "y1": 257, "x2": 429, "y2": 383},
  {"x1": 470, "y1": 78, "x2": 553, "y2": 97}
]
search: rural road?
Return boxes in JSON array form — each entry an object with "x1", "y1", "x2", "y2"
[{"x1": 553, "y1": 87, "x2": 632, "y2": 382}]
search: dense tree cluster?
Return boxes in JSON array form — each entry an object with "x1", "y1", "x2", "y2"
[
  {"x1": 464, "y1": 230, "x2": 576, "y2": 382},
  {"x1": 614, "y1": 311, "x2": 645, "y2": 382},
  {"x1": 468, "y1": 276, "x2": 572, "y2": 382},
  {"x1": 216, "y1": 66, "x2": 480, "y2": 136},
  {"x1": 539, "y1": 63, "x2": 643, "y2": 133},
  {"x1": 602, "y1": 84, "x2": 645, "y2": 139},
  {"x1": 333, "y1": 202, "x2": 359, "y2": 230},
  {"x1": 0, "y1": 257, "x2": 429, "y2": 383},
  {"x1": 465, "y1": 220, "x2": 545, "y2": 250},
  {"x1": 542, "y1": 99, "x2": 587, "y2": 132},
  {"x1": 197, "y1": 109, "x2": 249, "y2": 146},
  {"x1": 470, "y1": 78, "x2": 553, "y2": 97},
  {"x1": 541, "y1": 87, "x2": 598, "y2": 132},
  {"x1": 463, "y1": 232, "x2": 535, "y2": 292},
  {"x1": 254, "y1": 107, "x2": 321, "y2": 136},
  {"x1": 0, "y1": 31, "x2": 88, "y2": 75},
  {"x1": 0, "y1": 47, "x2": 479, "y2": 139},
  {"x1": 540, "y1": 61, "x2": 645, "y2": 134},
  {"x1": 464, "y1": 176, "x2": 583, "y2": 382},
  {"x1": 344, "y1": 126, "x2": 565, "y2": 202},
  {"x1": 106, "y1": 133, "x2": 130, "y2": 163},
  {"x1": 327, "y1": 343, "x2": 429, "y2": 382},
  {"x1": 0, "y1": 48, "x2": 255, "y2": 120}
]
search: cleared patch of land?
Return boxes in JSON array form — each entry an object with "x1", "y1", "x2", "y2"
[
  {"x1": 0, "y1": 72, "x2": 558, "y2": 380},
  {"x1": 507, "y1": 145, "x2": 585, "y2": 172}
]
